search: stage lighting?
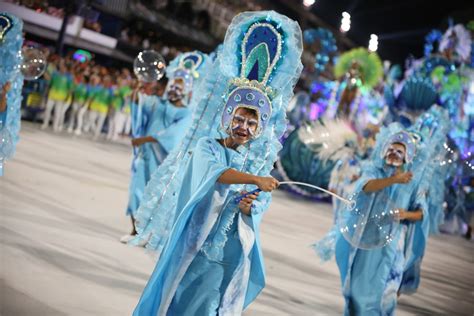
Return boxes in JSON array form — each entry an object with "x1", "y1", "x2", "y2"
[
  {"x1": 368, "y1": 34, "x2": 378, "y2": 52},
  {"x1": 340, "y1": 12, "x2": 351, "y2": 33}
]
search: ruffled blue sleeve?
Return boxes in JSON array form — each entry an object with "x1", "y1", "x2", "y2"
[
  {"x1": 250, "y1": 191, "x2": 271, "y2": 216},
  {"x1": 243, "y1": 190, "x2": 272, "y2": 234}
]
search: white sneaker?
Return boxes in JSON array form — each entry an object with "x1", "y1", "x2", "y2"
[
  {"x1": 119, "y1": 234, "x2": 135, "y2": 243},
  {"x1": 74, "y1": 129, "x2": 82, "y2": 136}
]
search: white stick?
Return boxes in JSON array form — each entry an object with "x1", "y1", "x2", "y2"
[{"x1": 279, "y1": 181, "x2": 354, "y2": 206}]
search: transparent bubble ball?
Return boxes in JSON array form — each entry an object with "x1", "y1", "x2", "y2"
[
  {"x1": 337, "y1": 191, "x2": 400, "y2": 250},
  {"x1": 20, "y1": 47, "x2": 47, "y2": 81},
  {"x1": 133, "y1": 50, "x2": 166, "y2": 83}
]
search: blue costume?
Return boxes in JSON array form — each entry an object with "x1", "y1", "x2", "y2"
[
  {"x1": 316, "y1": 123, "x2": 435, "y2": 315},
  {"x1": 126, "y1": 94, "x2": 191, "y2": 216},
  {"x1": 133, "y1": 10, "x2": 303, "y2": 315},
  {"x1": 0, "y1": 13, "x2": 24, "y2": 176},
  {"x1": 126, "y1": 52, "x2": 209, "y2": 217},
  {"x1": 131, "y1": 11, "x2": 303, "y2": 254},
  {"x1": 131, "y1": 48, "x2": 229, "y2": 250},
  {"x1": 344, "y1": 125, "x2": 434, "y2": 315}
]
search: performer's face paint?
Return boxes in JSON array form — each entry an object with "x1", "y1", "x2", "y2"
[
  {"x1": 230, "y1": 107, "x2": 259, "y2": 145},
  {"x1": 167, "y1": 78, "x2": 185, "y2": 103},
  {"x1": 384, "y1": 142, "x2": 406, "y2": 167}
]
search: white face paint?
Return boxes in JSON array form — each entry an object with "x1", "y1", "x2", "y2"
[
  {"x1": 232, "y1": 114, "x2": 258, "y2": 135},
  {"x1": 167, "y1": 79, "x2": 185, "y2": 102},
  {"x1": 384, "y1": 143, "x2": 406, "y2": 167},
  {"x1": 229, "y1": 108, "x2": 259, "y2": 145}
]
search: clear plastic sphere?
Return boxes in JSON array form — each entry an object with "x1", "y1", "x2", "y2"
[
  {"x1": 337, "y1": 191, "x2": 400, "y2": 250},
  {"x1": 133, "y1": 50, "x2": 166, "y2": 82},
  {"x1": 0, "y1": 128, "x2": 14, "y2": 159},
  {"x1": 20, "y1": 47, "x2": 47, "y2": 80}
]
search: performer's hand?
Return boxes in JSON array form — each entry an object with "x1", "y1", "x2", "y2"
[
  {"x1": 396, "y1": 208, "x2": 423, "y2": 222},
  {"x1": 254, "y1": 176, "x2": 279, "y2": 192},
  {"x1": 238, "y1": 190, "x2": 259, "y2": 215},
  {"x1": 392, "y1": 171, "x2": 412, "y2": 184},
  {"x1": 395, "y1": 208, "x2": 409, "y2": 220},
  {"x1": 131, "y1": 137, "x2": 148, "y2": 147}
]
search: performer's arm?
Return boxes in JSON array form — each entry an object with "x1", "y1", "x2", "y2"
[
  {"x1": 0, "y1": 82, "x2": 11, "y2": 112},
  {"x1": 363, "y1": 171, "x2": 413, "y2": 193},
  {"x1": 398, "y1": 209, "x2": 423, "y2": 221},
  {"x1": 131, "y1": 135, "x2": 157, "y2": 146},
  {"x1": 218, "y1": 169, "x2": 279, "y2": 192}
]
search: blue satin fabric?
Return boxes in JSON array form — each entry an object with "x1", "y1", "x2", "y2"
[{"x1": 126, "y1": 95, "x2": 191, "y2": 216}]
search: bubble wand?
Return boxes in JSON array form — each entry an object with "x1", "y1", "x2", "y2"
[{"x1": 234, "y1": 181, "x2": 355, "y2": 208}]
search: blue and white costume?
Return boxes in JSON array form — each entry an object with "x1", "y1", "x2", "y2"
[
  {"x1": 315, "y1": 123, "x2": 435, "y2": 315},
  {"x1": 125, "y1": 52, "x2": 210, "y2": 218},
  {"x1": 133, "y1": 10, "x2": 303, "y2": 315},
  {"x1": 337, "y1": 125, "x2": 432, "y2": 315}
]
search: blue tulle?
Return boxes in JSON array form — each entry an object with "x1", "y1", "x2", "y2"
[
  {"x1": 411, "y1": 105, "x2": 451, "y2": 234},
  {"x1": 0, "y1": 12, "x2": 24, "y2": 175},
  {"x1": 131, "y1": 10, "x2": 303, "y2": 254}
]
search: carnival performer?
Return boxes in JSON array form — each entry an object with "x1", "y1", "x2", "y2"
[
  {"x1": 0, "y1": 12, "x2": 24, "y2": 176},
  {"x1": 330, "y1": 48, "x2": 383, "y2": 121},
  {"x1": 133, "y1": 10, "x2": 303, "y2": 315},
  {"x1": 120, "y1": 52, "x2": 208, "y2": 242},
  {"x1": 337, "y1": 60, "x2": 363, "y2": 117},
  {"x1": 322, "y1": 124, "x2": 431, "y2": 316}
]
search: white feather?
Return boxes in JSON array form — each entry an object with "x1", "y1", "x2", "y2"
[{"x1": 298, "y1": 119, "x2": 358, "y2": 161}]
